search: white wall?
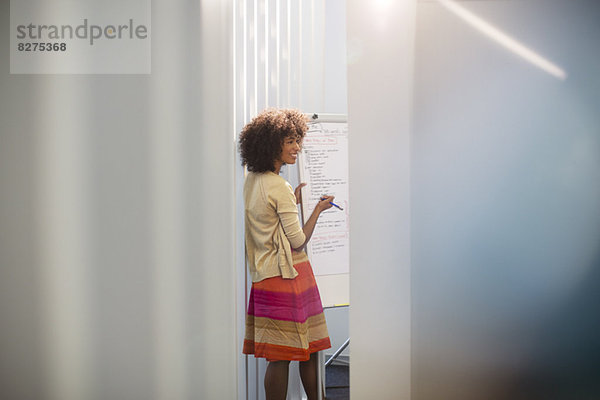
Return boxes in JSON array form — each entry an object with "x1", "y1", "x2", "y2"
[
  {"x1": 347, "y1": 0, "x2": 600, "y2": 398},
  {"x1": 0, "y1": 1, "x2": 237, "y2": 399},
  {"x1": 347, "y1": 1, "x2": 415, "y2": 399},
  {"x1": 412, "y1": 1, "x2": 600, "y2": 398},
  {"x1": 346, "y1": 0, "x2": 600, "y2": 398}
]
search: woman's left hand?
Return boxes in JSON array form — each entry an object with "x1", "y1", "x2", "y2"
[{"x1": 294, "y1": 183, "x2": 307, "y2": 205}]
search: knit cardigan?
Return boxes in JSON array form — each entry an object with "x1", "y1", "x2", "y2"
[{"x1": 244, "y1": 171, "x2": 306, "y2": 282}]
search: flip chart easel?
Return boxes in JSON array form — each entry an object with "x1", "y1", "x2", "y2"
[
  {"x1": 297, "y1": 113, "x2": 349, "y2": 308},
  {"x1": 297, "y1": 114, "x2": 350, "y2": 400}
]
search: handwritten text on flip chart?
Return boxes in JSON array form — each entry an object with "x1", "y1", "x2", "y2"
[{"x1": 300, "y1": 122, "x2": 349, "y2": 276}]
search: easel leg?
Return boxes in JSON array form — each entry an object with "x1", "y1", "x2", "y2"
[{"x1": 317, "y1": 351, "x2": 323, "y2": 400}]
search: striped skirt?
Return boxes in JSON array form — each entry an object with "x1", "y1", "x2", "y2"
[{"x1": 243, "y1": 250, "x2": 331, "y2": 361}]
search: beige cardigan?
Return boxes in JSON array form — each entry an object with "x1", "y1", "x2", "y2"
[{"x1": 244, "y1": 171, "x2": 306, "y2": 282}]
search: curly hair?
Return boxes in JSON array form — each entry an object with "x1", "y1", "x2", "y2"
[{"x1": 238, "y1": 108, "x2": 308, "y2": 172}]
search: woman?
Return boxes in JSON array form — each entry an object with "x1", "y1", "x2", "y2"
[{"x1": 239, "y1": 108, "x2": 333, "y2": 400}]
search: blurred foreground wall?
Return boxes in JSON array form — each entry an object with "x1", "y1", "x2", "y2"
[
  {"x1": 412, "y1": 1, "x2": 600, "y2": 398},
  {"x1": 0, "y1": 1, "x2": 237, "y2": 399}
]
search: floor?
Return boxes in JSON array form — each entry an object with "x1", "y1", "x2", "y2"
[{"x1": 325, "y1": 364, "x2": 349, "y2": 400}]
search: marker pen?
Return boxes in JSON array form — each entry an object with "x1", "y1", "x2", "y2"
[{"x1": 321, "y1": 197, "x2": 344, "y2": 211}]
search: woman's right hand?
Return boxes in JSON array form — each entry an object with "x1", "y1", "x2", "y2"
[{"x1": 317, "y1": 195, "x2": 335, "y2": 212}]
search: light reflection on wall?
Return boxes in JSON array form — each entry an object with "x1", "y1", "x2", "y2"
[{"x1": 435, "y1": 0, "x2": 566, "y2": 80}]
